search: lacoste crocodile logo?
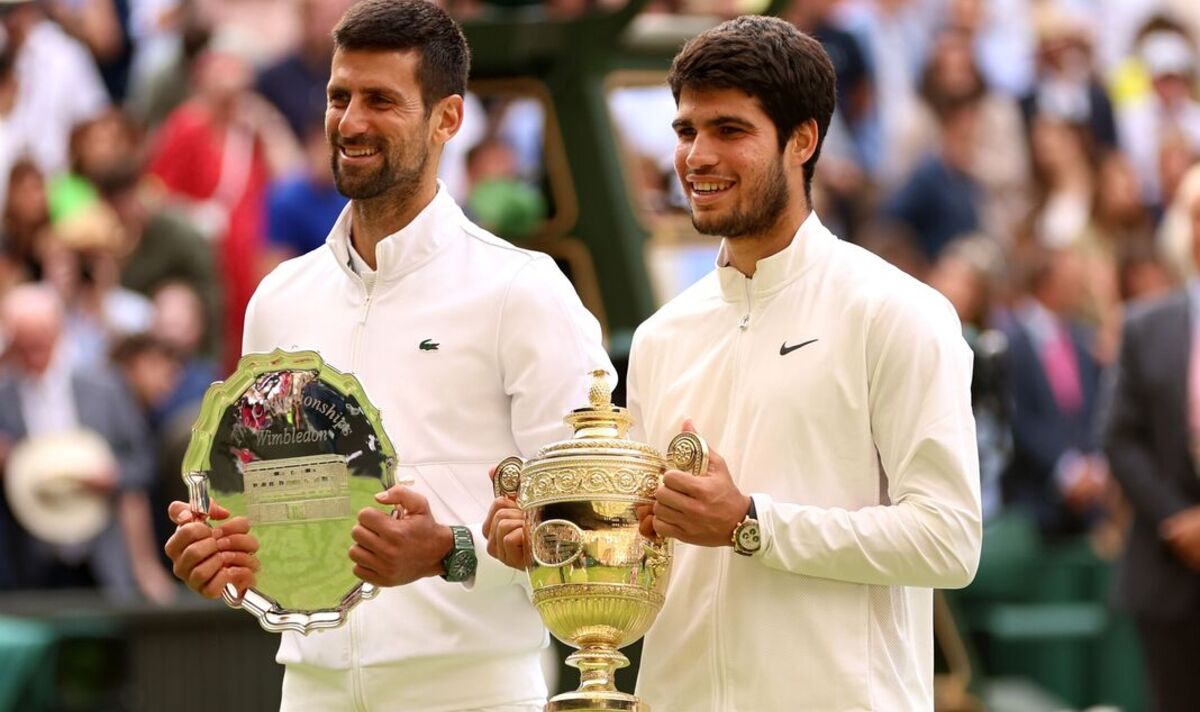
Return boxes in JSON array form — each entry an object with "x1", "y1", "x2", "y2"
[
  {"x1": 419, "y1": 339, "x2": 440, "y2": 351},
  {"x1": 779, "y1": 339, "x2": 818, "y2": 356}
]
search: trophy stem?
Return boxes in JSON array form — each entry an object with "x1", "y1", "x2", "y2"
[
  {"x1": 546, "y1": 645, "x2": 645, "y2": 712},
  {"x1": 566, "y1": 645, "x2": 628, "y2": 693}
]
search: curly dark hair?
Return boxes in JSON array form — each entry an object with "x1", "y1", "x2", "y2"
[{"x1": 668, "y1": 15, "x2": 837, "y2": 203}]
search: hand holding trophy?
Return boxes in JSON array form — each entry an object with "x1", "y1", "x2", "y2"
[
  {"x1": 489, "y1": 370, "x2": 707, "y2": 712},
  {"x1": 166, "y1": 350, "x2": 400, "y2": 633}
]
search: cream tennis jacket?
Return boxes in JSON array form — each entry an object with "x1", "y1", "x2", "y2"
[
  {"x1": 628, "y1": 213, "x2": 982, "y2": 711},
  {"x1": 242, "y1": 187, "x2": 612, "y2": 711}
]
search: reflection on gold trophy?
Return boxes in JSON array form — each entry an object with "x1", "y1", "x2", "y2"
[{"x1": 494, "y1": 371, "x2": 707, "y2": 712}]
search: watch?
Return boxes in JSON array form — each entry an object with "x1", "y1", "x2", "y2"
[
  {"x1": 731, "y1": 498, "x2": 761, "y2": 557},
  {"x1": 440, "y1": 525, "x2": 478, "y2": 582}
]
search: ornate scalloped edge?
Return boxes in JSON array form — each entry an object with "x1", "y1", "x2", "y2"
[
  {"x1": 181, "y1": 348, "x2": 398, "y2": 635},
  {"x1": 532, "y1": 582, "x2": 665, "y2": 607}
]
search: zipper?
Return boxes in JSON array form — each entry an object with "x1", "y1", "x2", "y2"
[
  {"x1": 739, "y1": 278, "x2": 753, "y2": 330},
  {"x1": 348, "y1": 274, "x2": 371, "y2": 712},
  {"x1": 349, "y1": 288, "x2": 374, "y2": 372},
  {"x1": 350, "y1": 610, "x2": 368, "y2": 711},
  {"x1": 713, "y1": 275, "x2": 753, "y2": 709}
]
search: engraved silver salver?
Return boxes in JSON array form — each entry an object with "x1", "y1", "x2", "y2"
[{"x1": 181, "y1": 350, "x2": 398, "y2": 634}]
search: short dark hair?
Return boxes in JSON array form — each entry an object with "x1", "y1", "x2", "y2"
[
  {"x1": 333, "y1": 0, "x2": 469, "y2": 111},
  {"x1": 668, "y1": 15, "x2": 836, "y2": 203}
]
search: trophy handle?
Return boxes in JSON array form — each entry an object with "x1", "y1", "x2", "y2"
[
  {"x1": 666, "y1": 432, "x2": 709, "y2": 477},
  {"x1": 184, "y1": 471, "x2": 211, "y2": 524},
  {"x1": 493, "y1": 456, "x2": 524, "y2": 499}
]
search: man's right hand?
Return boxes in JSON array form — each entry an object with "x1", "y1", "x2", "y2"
[
  {"x1": 484, "y1": 467, "x2": 527, "y2": 570},
  {"x1": 164, "y1": 501, "x2": 260, "y2": 599}
]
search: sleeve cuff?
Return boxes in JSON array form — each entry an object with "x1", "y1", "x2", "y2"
[
  {"x1": 459, "y1": 521, "x2": 521, "y2": 592},
  {"x1": 749, "y1": 492, "x2": 773, "y2": 561}
]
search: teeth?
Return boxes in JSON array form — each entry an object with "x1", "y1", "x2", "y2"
[
  {"x1": 342, "y1": 147, "x2": 378, "y2": 158},
  {"x1": 693, "y1": 181, "x2": 732, "y2": 193}
]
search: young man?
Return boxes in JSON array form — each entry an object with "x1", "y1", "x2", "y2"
[
  {"x1": 485, "y1": 16, "x2": 981, "y2": 711},
  {"x1": 163, "y1": 2, "x2": 611, "y2": 710}
]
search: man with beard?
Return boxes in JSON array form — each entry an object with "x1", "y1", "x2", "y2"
[
  {"x1": 163, "y1": 1, "x2": 610, "y2": 710},
  {"x1": 484, "y1": 16, "x2": 982, "y2": 711}
]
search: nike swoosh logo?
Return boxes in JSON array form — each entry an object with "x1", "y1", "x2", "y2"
[{"x1": 780, "y1": 339, "x2": 818, "y2": 356}]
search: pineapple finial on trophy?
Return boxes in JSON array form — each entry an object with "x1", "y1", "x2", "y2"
[{"x1": 587, "y1": 369, "x2": 613, "y2": 410}]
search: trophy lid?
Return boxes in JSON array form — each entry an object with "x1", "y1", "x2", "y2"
[{"x1": 537, "y1": 370, "x2": 659, "y2": 460}]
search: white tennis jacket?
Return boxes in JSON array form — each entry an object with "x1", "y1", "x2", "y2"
[
  {"x1": 242, "y1": 186, "x2": 612, "y2": 711},
  {"x1": 628, "y1": 213, "x2": 982, "y2": 711}
]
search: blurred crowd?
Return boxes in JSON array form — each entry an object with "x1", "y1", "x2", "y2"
[{"x1": 0, "y1": 0, "x2": 1196, "y2": 623}]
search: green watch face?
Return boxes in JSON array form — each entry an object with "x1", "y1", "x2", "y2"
[{"x1": 445, "y1": 549, "x2": 478, "y2": 582}]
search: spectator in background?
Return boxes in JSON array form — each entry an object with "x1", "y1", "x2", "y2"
[
  {"x1": 108, "y1": 330, "x2": 183, "y2": 535},
  {"x1": 944, "y1": 0, "x2": 1036, "y2": 99},
  {"x1": 127, "y1": 0, "x2": 211, "y2": 129},
  {"x1": 263, "y1": 112, "x2": 348, "y2": 268},
  {"x1": 94, "y1": 161, "x2": 221, "y2": 359},
  {"x1": 147, "y1": 34, "x2": 299, "y2": 369},
  {"x1": 465, "y1": 137, "x2": 546, "y2": 242},
  {"x1": 1023, "y1": 115, "x2": 1097, "y2": 251},
  {"x1": 256, "y1": 0, "x2": 353, "y2": 140},
  {"x1": 1118, "y1": 24, "x2": 1200, "y2": 209},
  {"x1": 1075, "y1": 150, "x2": 1157, "y2": 363},
  {"x1": 44, "y1": 0, "x2": 133, "y2": 102},
  {"x1": 1019, "y1": 3, "x2": 1118, "y2": 151},
  {"x1": 149, "y1": 280, "x2": 216, "y2": 429},
  {"x1": 894, "y1": 28, "x2": 1030, "y2": 241},
  {"x1": 47, "y1": 108, "x2": 143, "y2": 223},
  {"x1": 41, "y1": 201, "x2": 154, "y2": 369},
  {"x1": 831, "y1": 0, "x2": 930, "y2": 178},
  {"x1": 785, "y1": 0, "x2": 873, "y2": 164},
  {"x1": 884, "y1": 91, "x2": 982, "y2": 261},
  {"x1": 1116, "y1": 238, "x2": 1176, "y2": 305},
  {"x1": 0, "y1": 284, "x2": 173, "y2": 602},
  {"x1": 1102, "y1": 181, "x2": 1200, "y2": 712},
  {"x1": 1160, "y1": 163, "x2": 1200, "y2": 280},
  {"x1": 1158, "y1": 126, "x2": 1200, "y2": 216},
  {"x1": 1004, "y1": 246, "x2": 1109, "y2": 539},
  {"x1": 0, "y1": 0, "x2": 109, "y2": 179},
  {"x1": 0, "y1": 47, "x2": 21, "y2": 212},
  {"x1": 2, "y1": 158, "x2": 51, "y2": 280}
]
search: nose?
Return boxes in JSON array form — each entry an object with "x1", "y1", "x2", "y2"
[
  {"x1": 685, "y1": 132, "x2": 717, "y2": 171},
  {"x1": 336, "y1": 97, "x2": 368, "y2": 139}
]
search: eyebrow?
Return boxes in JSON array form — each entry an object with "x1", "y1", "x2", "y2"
[
  {"x1": 327, "y1": 84, "x2": 401, "y2": 99},
  {"x1": 672, "y1": 115, "x2": 756, "y2": 132}
]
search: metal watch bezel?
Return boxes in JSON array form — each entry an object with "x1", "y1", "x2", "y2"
[{"x1": 732, "y1": 517, "x2": 761, "y2": 556}]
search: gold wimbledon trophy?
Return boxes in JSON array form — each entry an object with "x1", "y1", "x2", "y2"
[{"x1": 494, "y1": 371, "x2": 707, "y2": 712}]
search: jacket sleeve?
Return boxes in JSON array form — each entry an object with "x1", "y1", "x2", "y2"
[
  {"x1": 497, "y1": 255, "x2": 614, "y2": 456},
  {"x1": 466, "y1": 255, "x2": 614, "y2": 592},
  {"x1": 1102, "y1": 311, "x2": 1193, "y2": 527},
  {"x1": 755, "y1": 287, "x2": 983, "y2": 589}
]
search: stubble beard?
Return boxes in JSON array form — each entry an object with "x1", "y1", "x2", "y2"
[
  {"x1": 690, "y1": 156, "x2": 790, "y2": 240},
  {"x1": 331, "y1": 139, "x2": 430, "y2": 205}
]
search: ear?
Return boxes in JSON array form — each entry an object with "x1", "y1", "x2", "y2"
[
  {"x1": 429, "y1": 94, "x2": 464, "y2": 146},
  {"x1": 787, "y1": 119, "x2": 819, "y2": 169}
]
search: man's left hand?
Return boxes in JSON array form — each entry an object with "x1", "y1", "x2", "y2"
[
  {"x1": 351, "y1": 485, "x2": 454, "y2": 587},
  {"x1": 637, "y1": 421, "x2": 750, "y2": 548}
]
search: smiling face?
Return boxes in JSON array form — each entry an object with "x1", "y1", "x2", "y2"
[
  {"x1": 326, "y1": 48, "x2": 434, "y2": 204},
  {"x1": 672, "y1": 87, "x2": 796, "y2": 240}
]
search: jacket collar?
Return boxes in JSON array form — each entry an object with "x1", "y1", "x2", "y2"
[
  {"x1": 325, "y1": 181, "x2": 459, "y2": 284},
  {"x1": 715, "y1": 211, "x2": 833, "y2": 302}
]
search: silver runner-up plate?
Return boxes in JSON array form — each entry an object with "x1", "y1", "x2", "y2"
[{"x1": 181, "y1": 350, "x2": 398, "y2": 634}]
